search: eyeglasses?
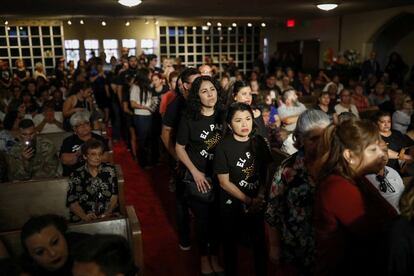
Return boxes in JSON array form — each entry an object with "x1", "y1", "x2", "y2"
[
  {"x1": 75, "y1": 121, "x2": 90, "y2": 128},
  {"x1": 375, "y1": 174, "x2": 395, "y2": 193}
]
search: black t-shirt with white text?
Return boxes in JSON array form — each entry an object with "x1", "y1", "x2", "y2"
[
  {"x1": 214, "y1": 134, "x2": 272, "y2": 199},
  {"x1": 176, "y1": 112, "x2": 222, "y2": 175},
  {"x1": 382, "y1": 130, "x2": 414, "y2": 171},
  {"x1": 60, "y1": 133, "x2": 110, "y2": 176}
]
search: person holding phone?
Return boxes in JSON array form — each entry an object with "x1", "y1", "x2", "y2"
[
  {"x1": 7, "y1": 119, "x2": 62, "y2": 181},
  {"x1": 33, "y1": 101, "x2": 64, "y2": 134}
]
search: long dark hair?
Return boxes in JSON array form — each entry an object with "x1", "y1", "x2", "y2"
[
  {"x1": 69, "y1": 81, "x2": 91, "y2": 96},
  {"x1": 225, "y1": 102, "x2": 265, "y2": 162},
  {"x1": 134, "y1": 68, "x2": 151, "y2": 104},
  {"x1": 185, "y1": 75, "x2": 222, "y2": 120},
  {"x1": 230, "y1": 80, "x2": 258, "y2": 108}
]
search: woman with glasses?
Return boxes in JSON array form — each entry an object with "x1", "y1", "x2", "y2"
[
  {"x1": 392, "y1": 94, "x2": 413, "y2": 134},
  {"x1": 374, "y1": 111, "x2": 413, "y2": 173},
  {"x1": 66, "y1": 138, "x2": 118, "y2": 222},
  {"x1": 314, "y1": 119, "x2": 397, "y2": 275},
  {"x1": 365, "y1": 140, "x2": 405, "y2": 213}
]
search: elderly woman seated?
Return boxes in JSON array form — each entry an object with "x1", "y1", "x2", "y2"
[
  {"x1": 60, "y1": 110, "x2": 110, "y2": 176},
  {"x1": 66, "y1": 138, "x2": 118, "y2": 222},
  {"x1": 265, "y1": 110, "x2": 331, "y2": 275}
]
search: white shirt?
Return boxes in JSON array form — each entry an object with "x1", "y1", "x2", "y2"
[
  {"x1": 33, "y1": 112, "x2": 64, "y2": 133},
  {"x1": 366, "y1": 166, "x2": 404, "y2": 213},
  {"x1": 392, "y1": 110, "x2": 411, "y2": 134},
  {"x1": 280, "y1": 133, "x2": 297, "y2": 155},
  {"x1": 334, "y1": 103, "x2": 359, "y2": 118},
  {"x1": 130, "y1": 84, "x2": 152, "y2": 116},
  {"x1": 323, "y1": 82, "x2": 344, "y2": 94}
]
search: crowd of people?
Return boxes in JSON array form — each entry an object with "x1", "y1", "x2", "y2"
[{"x1": 1, "y1": 47, "x2": 414, "y2": 276}]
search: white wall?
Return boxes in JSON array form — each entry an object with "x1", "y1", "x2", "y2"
[
  {"x1": 63, "y1": 18, "x2": 158, "y2": 56},
  {"x1": 391, "y1": 31, "x2": 414, "y2": 70},
  {"x1": 265, "y1": 5, "x2": 414, "y2": 68}
]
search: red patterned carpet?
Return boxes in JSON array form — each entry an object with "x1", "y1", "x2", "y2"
[{"x1": 112, "y1": 141, "x2": 293, "y2": 276}]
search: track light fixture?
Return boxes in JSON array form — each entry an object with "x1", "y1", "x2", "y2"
[
  {"x1": 118, "y1": 0, "x2": 142, "y2": 7},
  {"x1": 316, "y1": 3, "x2": 338, "y2": 11}
]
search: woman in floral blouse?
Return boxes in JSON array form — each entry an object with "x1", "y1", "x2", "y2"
[
  {"x1": 66, "y1": 138, "x2": 118, "y2": 222},
  {"x1": 265, "y1": 110, "x2": 330, "y2": 275}
]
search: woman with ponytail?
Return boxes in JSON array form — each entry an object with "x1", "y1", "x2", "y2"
[{"x1": 314, "y1": 119, "x2": 397, "y2": 276}]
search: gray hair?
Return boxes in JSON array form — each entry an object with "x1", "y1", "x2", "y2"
[
  {"x1": 35, "y1": 62, "x2": 43, "y2": 69},
  {"x1": 70, "y1": 110, "x2": 91, "y2": 127},
  {"x1": 293, "y1": 109, "x2": 330, "y2": 149},
  {"x1": 282, "y1": 89, "x2": 296, "y2": 103}
]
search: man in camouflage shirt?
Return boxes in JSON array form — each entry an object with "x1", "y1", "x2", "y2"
[{"x1": 7, "y1": 119, "x2": 62, "y2": 181}]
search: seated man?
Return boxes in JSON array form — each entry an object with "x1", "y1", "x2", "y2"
[
  {"x1": 60, "y1": 111, "x2": 110, "y2": 176},
  {"x1": 278, "y1": 89, "x2": 307, "y2": 132},
  {"x1": 7, "y1": 119, "x2": 62, "y2": 181},
  {"x1": 72, "y1": 234, "x2": 138, "y2": 276},
  {"x1": 66, "y1": 138, "x2": 118, "y2": 222},
  {"x1": 32, "y1": 100, "x2": 64, "y2": 133}
]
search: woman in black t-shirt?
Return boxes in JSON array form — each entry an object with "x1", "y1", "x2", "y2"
[
  {"x1": 176, "y1": 75, "x2": 224, "y2": 275},
  {"x1": 214, "y1": 102, "x2": 272, "y2": 276},
  {"x1": 375, "y1": 111, "x2": 413, "y2": 173},
  {"x1": 231, "y1": 80, "x2": 269, "y2": 141}
]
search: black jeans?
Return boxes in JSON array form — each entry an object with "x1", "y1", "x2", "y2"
[
  {"x1": 175, "y1": 178, "x2": 191, "y2": 247},
  {"x1": 220, "y1": 194, "x2": 267, "y2": 276},
  {"x1": 187, "y1": 194, "x2": 220, "y2": 256},
  {"x1": 133, "y1": 114, "x2": 152, "y2": 167}
]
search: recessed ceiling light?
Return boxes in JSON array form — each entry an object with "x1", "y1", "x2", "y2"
[
  {"x1": 67, "y1": 20, "x2": 72, "y2": 25},
  {"x1": 316, "y1": 3, "x2": 338, "y2": 11},
  {"x1": 80, "y1": 19, "x2": 84, "y2": 24},
  {"x1": 247, "y1": 23, "x2": 252, "y2": 27},
  {"x1": 206, "y1": 21, "x2": 212, "y2": 26},
  {"x1": 232, "y1": 22, "x2": 237, "y2": 27},
  {"x1": 125, "y1": 21, "x2": 130, "y2": 26},
  {"x1": 101, "y1": 20, "x2": 106, "y2": 26},
  {"x1": 118, "y1": 0, "x2": 142, "y2": 7},
  {"x1": 261, "y1": 22, "x2": 266, "y2": 27}
]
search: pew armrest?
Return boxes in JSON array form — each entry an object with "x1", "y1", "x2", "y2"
[
  {"x1": 126, "y1": 205, "x2": 144, "y2": 276},
  {"x1": 115, "y1": 164, "x2": 126, "y2": 215}
]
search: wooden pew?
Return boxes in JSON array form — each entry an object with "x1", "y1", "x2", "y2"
[
  {"x1": 39, "y1": 131, "x2": 112, "y2": 153},
  {"x1": 38, "y1": 131, "x2": 72, "y2": 152},
  {"x1": 0, "y1": 165, "x2": 125, "y2": 231},
  {"x1": 0, "y1": 205, "x2": 144, "y2": 276}
]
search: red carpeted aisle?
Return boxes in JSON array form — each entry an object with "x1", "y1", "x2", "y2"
[{"x1": 112, "y1": 141, "x2": 292, "y2": 276}]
